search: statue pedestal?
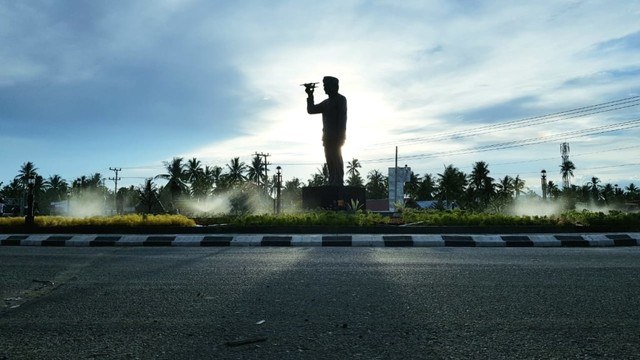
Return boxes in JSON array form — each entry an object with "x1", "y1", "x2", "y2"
[{"x1": 302, "y1": 186, "x2": 366, "y2": 211}]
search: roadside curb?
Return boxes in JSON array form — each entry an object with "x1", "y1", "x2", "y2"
[{"x1": 1, "y1": 233, "x2": 639, "y2": 247}]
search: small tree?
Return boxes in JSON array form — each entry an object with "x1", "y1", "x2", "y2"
[
  {"x1": 366, "y1": 170, "x2": 388, "y2": 199},
  {"x1": 137, "y1": 179, "x2": 163, "y2": 214}
]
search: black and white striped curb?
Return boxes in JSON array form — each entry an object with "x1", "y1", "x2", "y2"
[{"x1": 1, "y1": 233, "x2": 638, "y2": 247}]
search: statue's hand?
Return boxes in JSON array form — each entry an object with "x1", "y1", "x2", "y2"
[{"x1": 305, "y1": 86, "x2": 314, "y2": 96}]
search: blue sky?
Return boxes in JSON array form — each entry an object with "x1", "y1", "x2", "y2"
[{"x1": 1, "y1": 0, "x2": 639, "y2": 193}]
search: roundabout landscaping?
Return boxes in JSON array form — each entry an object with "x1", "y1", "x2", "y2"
[{"x1": 1, "y1": 211, "x2": 639, "y2": 247}]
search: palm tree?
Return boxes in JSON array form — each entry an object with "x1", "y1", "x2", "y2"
[
  {"x1": 625, "y1": 183, "x2": 639, "y2": 201},
  {"x1": 513, "y1": 175, "x2": 525, "y2": 198},
  {"x1": 224, "y1": 157, "x2": 247, "y2": 186},
  {"x1": 417, "y1": 173, "x2": 436, "y2": 201},
  {"x1": 247, "y1": 155, "x2": 266, "y2": 186},
  {"x1": 71, "y1": 175, "x2": 90, "y2": 197},
  {"x1": 209, "y1": 165, "x2": 224, "y2": 192},
  {"x1": 613, "y1": 184, "x2": 625, "y2": 203},
  {"x1": 191, "y1": 165, "x2": 217, "y2": 201},
  {"x1": 1, "y1": 178, "x2": 22, "y2": 200},
  {"x1": 468, "y1": 161, "x2": 494, "y2": 207},
  {"x1": 282, "y1": 177, "x2": 303, "y2": 208},
  {"x1": 86, "y1": 173, "x2": 105, "y2": 189},
  {"x1": 346, "y1": 158, "x2": 363, "y2": 187},
  {"x1": 366, "y1": 170, "x2": 387, "y2": 199},
  {"x1": 15, "y1": 161, "x2": 38, "y2": 188},
  {"x1": 346, "y1": 158, "x2": 361, "y2": 178},
  {"x1": 308, "y1": 164, "x2": 329, "y2": 186},
  {"x1": 436, "y1": 165, "x2": 467, "y2": 208},
  {"x1": 44, "y1": 175, "x2": 69, "y2": 201},
  {"x1": 546, "y1": 180, "x2": 560, "y2": 199},
  {"x1": 404, "y1": 172, "x2": 421, "y2": 200},
  {"x1": 586, "y1": 176, "x2": 602, "y2": 203},
  {"x1": 186, "y1": 157, "x2": 203, "y2": 184},
  {"x1": 496, "y1": 175, "x2": 514, "y2": 199},
  {"x1": 284, "y1": 178, "x2": 302, "y2": 191},
  {"x1": 560, "y1": 160, "x2": 575, "y2": 188},
  {"x1": 138, "y1": 178, "x2": 162, "y2": 214},
  {"x1": 347, "y1": 173, "x2": 364, "y2": 187},
  {"x1": 601, "y1": 183, "x2": 615, "y2": 205},
  {"x1": 155, "y1": 157, "x2": 189, "y2": 202}
]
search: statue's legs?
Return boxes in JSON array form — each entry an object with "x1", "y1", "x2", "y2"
[{"x1": 324, "y1": 139, "x2": 344, "y2": 186}]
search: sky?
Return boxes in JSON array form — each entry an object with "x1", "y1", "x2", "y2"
[{"x1": 1, "y1": 0, "x2": 639, "y2": 194}]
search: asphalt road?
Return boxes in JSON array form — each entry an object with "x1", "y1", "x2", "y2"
[{"x1": 1, "y1": 247, "x2": 639, "y2": 359}]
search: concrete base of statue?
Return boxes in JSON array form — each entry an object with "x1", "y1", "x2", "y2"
[{"x1": 301, "y1": 185, "x2": 366, "y2": 211}]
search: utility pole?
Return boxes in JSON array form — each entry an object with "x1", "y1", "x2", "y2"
[
  {"x1": 109, "y1": 167, "x2": 121, "y2": 215},
  {"x1": 254, "y1": 152, "x2": 270, "y2": 191}
]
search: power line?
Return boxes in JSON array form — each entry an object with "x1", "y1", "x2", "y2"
[
  {"x1": 366, "y1": 95, "x2": 640, "y2": 148},
  {"x1": 364, "y1": 118, "x2": 640, "y2": 163},
  {"x1": 488, "y1": 144, "x2": 640, "y2": 167}
]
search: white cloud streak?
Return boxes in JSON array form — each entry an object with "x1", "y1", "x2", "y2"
[{"x1": 1, "y1": 0, "x2": 639, "y2": 190}]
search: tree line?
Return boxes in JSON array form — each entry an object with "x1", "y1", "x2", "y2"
[{"x1": 1, "y1": 156, "x2": 638, "y2": 216}]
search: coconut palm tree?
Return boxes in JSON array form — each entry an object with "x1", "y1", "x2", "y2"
[
  {"x1": 346, "y1": 158, "x2": 361, "y2": 178},
  {"x1": 1, "y1": 179, "x2": 21, "y2": 198},
  {"x1": 86, "y1": 173, "x2": 105, "y2": 189},
  {"x1": 366, "y1": 170, "x2": 387, "y2": 199},
  {"x1": 496, "y1": 175, "x2": 514, "y2": 199},
  {"x1": 71, "y1": 175, "x2": 86, "y2": 196},
  {"x1": 513, "y1": 175, "x2": 526, "y2": 198},
  {"x1": 224, "y1": 157, "x2": 247, "y2": 186},
  {"x1": 468, "y1": 161, "x2": 494, "y2": 207},
  {"x1": 625, "y1": 183, "x2": 639, "y2": 201},
  {"x1": 601, "y1": 183, "x2": 615, "y2": 205},
  {"x1": 137, "y1": 178, "x2": 162, "y2": 214},
  {"x1": 1, "y1": 178, "x2": 22, "y2": 198},
  {"x1": 155, "y1": 157, "x2": 189, "y2": 202},
  {"x1": 560, "y1": 160, "x2": 575, "y2": 188},
  {"x1": 44, "y1": 175, "x2": 69, "y2": 201},
  {"x1": 208, "y1": 165, "x2": 224, "y2": 192},
  {"x1": 347, "y1": 173, "x2": 364, "y2": 187},
  {"x1": 436, "y1": 165, "x2": 467, "y2": 208},
  {"x1": 346, "y1": 158, "x2": 363, "y2": 186},
  {"x1": 404, "y1": 172, "x2": 421, "y2": 200},
  {"x1": 613, "y1": 184, "x2": 625, "y2": 203},
  {"x1": 308, "y1": 164, "x2": 329, "y2": 186},
  {"x1": 191, "y1": 165, "x2": 218, "y2": 201},
  {"x1": 186, "y1": 157, "x2": 203, "y2": 184},
  {"x1": 586, "y1": 176, "x2": 602, "y2": 203},
  {"x1": 247, "y1": 155, "x2": 266, "y2": 186},
  {"x1": 15, "y1": 161, "x2": 38, "y2": 188},
  {"x1": 416, "y1": 173, "x2": 436, "y2": 201},
  {"x1": 546, "y1": 180, "x2": 560, "y2": 199},
  {"x1": 282, "y1": 177, "x2": 302, "y2": 209}
]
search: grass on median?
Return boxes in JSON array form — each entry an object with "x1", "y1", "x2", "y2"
[
  {"x1": 0, "y1": 214, "x2": 196, "y2": 227},
  {"x1": 0, "y1": 209, "x2": 638, "y2": 229}
]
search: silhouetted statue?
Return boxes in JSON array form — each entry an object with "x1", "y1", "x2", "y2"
[{"x1": 305, "y1": 76, "x2": 347, "y2": 186}]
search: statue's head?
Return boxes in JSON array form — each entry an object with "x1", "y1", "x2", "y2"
[{"x1": 323, "y1": 76, "x2": 339, "y2": 95}]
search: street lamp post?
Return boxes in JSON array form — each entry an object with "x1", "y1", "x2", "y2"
[
  {"x1": 275, "y1": 166, "x2": 282, "y2": 214},
  {"x1": 25, "y1": 175, "x2": 35, "y2": 227}
]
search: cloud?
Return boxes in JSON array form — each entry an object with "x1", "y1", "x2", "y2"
[{"x1": 1, "y1": 0, "x2": 639, "y2": 190}]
